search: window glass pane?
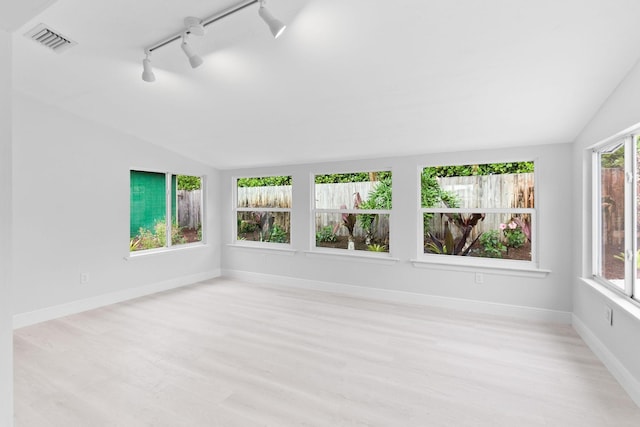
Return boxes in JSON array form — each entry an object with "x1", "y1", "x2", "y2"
[
  {"x1": 237, "y1": 212, "x2": 290, "y2": 243},
  {"x1": 130, "y1": 170, "x2": 166, "y2": 251},
  {"x1": 172, "y1": 175, "x2": 203, "y2": 246},
  {"x1": 599, "y1": 143, "x2": 626, "y2": 289},
  {"x1": 315, "y1": 172, "x2": 392, "y2": 210},
  {"x1": 424, "y1": 212, "x2": 532, "y2": 261},
  {"x1": 422, "y1": 163, "x2": 534, "y2": 209},
  {"x1": 237, "y1": 176, "x2": 292, "y2": 208},
  {"x1": 315, "y1": 213, "x2": 390, "y2": 252}
]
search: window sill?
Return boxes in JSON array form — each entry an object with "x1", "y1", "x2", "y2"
[
  {"x1": 410, "y1": 257, "x2": 551, "y2": 278},
  {"x1": 579, "y1": 277, "x2": 640, "y2": 322},
  {"x1": 304, "y1": 249, "x2": 400, "y2": 265},
  {"x1": 227, "y1": 242, "x2": 297, "y2": 256},
  {"x1": 126, "y1": 242, "x2": 207, "y2": 260}
]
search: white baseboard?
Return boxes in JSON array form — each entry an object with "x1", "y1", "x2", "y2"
[
  {"x1": 12, "y1": 270, "x2": 222, "y2": 329},
  {"x1": 572, "y1": 314, "x2": 640, "y2": 408},
  {"x1": 222, "y1": 270, "x2": 572, "y2": 324}
]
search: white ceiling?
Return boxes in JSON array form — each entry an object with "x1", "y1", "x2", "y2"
[{"x1": 11, "y1": 0, "x2": 640, "y2": 169}]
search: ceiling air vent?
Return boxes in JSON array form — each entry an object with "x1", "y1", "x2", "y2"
[{"x1": 24, "y1": 24, "x2": 76, "y2": 53}]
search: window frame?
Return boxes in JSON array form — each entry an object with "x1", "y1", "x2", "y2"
[
  {"x1": 129, "y1": 170, "x2": 205, "y2": 255},
  {"x1": 592, "y1": 135, "x2": 637, "y2": 298},
  {"x1": 233, "y1": 175, "x2": 293, "y2": 248},
  {"x1": 311, "y1": 170, "x2": 393, "y2": 257},
  {"x1": 417, "y1": 161, "x2": 538, "y2": 270}
]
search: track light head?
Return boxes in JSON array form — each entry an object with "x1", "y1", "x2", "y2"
[
  {"x1": 181, "y1": 35, "x2": 204, "y2": 68},
  {"x1": 258, "y1": 2, "x2": 286, "y2": 39},
  {"x1": 184, "y1": 16, "x2": 206, "y2": 36},
  {"x1": 141, "y1": 54, "x2": 156, "y2": 83}
]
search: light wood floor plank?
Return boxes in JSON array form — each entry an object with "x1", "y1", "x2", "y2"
[{"x1": 14, "y1": 278, "x2": 640, "y2": 426}]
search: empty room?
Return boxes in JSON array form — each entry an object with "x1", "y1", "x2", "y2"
[{"x1": 2, "y1": 0, "x2": 640, "y2": 425}]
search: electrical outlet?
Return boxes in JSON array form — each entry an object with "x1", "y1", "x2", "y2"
[
  {"x1": 80, "y1": 273, "x2": 90, "y2": 284},
  {"x1": 475, "y1": 272, "x2": 483, "y2": 284},
  {"x1": 604, "y1": 306, "x2": 613, "y2": 326}
]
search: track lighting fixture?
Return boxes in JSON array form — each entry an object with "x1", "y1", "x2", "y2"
[
  {"x1": 258, "y1": 0, "x2": 286, "y2": 39},
  {"x1": 141, "y1": 53, "x2": 156, "y2": 83},
  {"x1": 180, "y1": 34, "x2": 204, "y2": 69},
  {"x1": 141, "y1": 0, "x2": 288, "y2": 83},
  {"x1": 184, "y1": 16, "x2": 206, "y2": 37}
]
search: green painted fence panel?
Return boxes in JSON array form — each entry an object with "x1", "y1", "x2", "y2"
[{"x1": 130, "y1": 171, "x2": 166, "y2": 237}]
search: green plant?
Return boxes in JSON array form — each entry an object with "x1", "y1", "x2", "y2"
[
  {"x1": 614, "y1": 250, "x2": 640, "y2": 268},
  {"x1": 316, "y1": 226, "x2": 337, "y2": 243},
  {"x1": 238, "y1": 220, "x2": 258, "y2": 234},
  {"x1": 134, "y1": 227, "x2": 160, "y2": 250},
  {"x1": 129, "y1": 238, "x2": 141, "y2": 251},
  {"x1": 501, "y1": 221, "x2": 526, "y2": 248},
  {"x1": 237, "y1": 175, "x2": 292, "y2": 187},
  {"x1": 359, "y1": 176, "x2": 392, "y2": 240},
  {"x1": 154, "y1": 221, "x2": 186, "y2": 246},
  {"x1": 479, "y1": 230, "x2": 507, "y2": 258},
  {"x1": 511, "y1": 216, "x2": 531, "y2": 242},
  {"x1": 266, "y1": 224, "x2": 288, "y2": 243},
  {"x1": 421, "y1": 168, "x2": 460, "y2": 235},
  {"x1": 425, "y1": 213, "x2": 484, "y2": 256},
  {"x1": 177, "y1": 175, "x2": 201, "y2": 190},
  {"x1": 367, "y1": 244, "x2": 386, "y2": 252}
]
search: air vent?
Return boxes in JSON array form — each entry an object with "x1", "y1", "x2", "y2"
[{"x1": 24, "y1": 24, "x2": 76, "y2": 53}]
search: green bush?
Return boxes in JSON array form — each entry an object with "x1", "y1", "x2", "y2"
[
  {"x1": 316, "y1": 226, "x2": 337, "y2": 243},
  {"x1": 132, "y1": 220, "x2": 186, "y2": 251},
  {"x1": 504, "y1": 228, "x2": 526, "y2": 248},
  {"x1": 177, "y1": 175, "x2": 201, "y2": 190},
  {"x1": 266, "y1": 224, "x2": 288, "y2": 243},
  {"x1": 367, "y1": 244, "x2": 386, "y2": 252},
  {"x1": 135, "y1": 227, "x2": 160, "y2": 250},
  {"x1": 238, "y1": 220, "x2": 258, "y2": 234},
  {"x1": 479, "y1": 230, "x2": 506, "y2": 258}
]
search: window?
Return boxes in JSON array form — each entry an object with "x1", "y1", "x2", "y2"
[
  {"x1": 313, "y1": 171, "x2": 391, "y2": 253},
  {"x1": 130, "y1": 171, "x2": 203, "y2": 252},
  {"x1": 420, "y1": 162, "x2": 535, "y2": 264},
  {"x1": 593, "y1": 135, "x2": 638, "y2": 298},
  {"x1": 235, "y1": 176, "x2": 292, "y2": 245}
]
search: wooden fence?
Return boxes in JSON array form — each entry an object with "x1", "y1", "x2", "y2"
[
  {"x1": 177, "y1": 190, "x2": 201, "y2": 230},
  {"x1": 236, "y1": 174, "x2": 535, "y2": 238},
  {"x1": 436, "y1": 173, "x2": 534, "y2": 209},
  {"x1": 237, "y1": 186, "x2": 292, "y2": 208},
  {"x1": 430, "y1": 173, "x2": 535, "y2": 236},
  {"x1": 600, "y1": 168, "x2": 624, "y2": 245}
]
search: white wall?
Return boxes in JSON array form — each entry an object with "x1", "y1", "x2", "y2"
[
  {"x1": 573, "y1": 59, "x2": 640, "y2": 397},
  {"x1": 11, "y1": 93, "x2": 221, "y2": 321},
  {"x1": 222, "y1": 143, "x2": 573, "y2": 319},
  {"x1": 0, "y1": 28, "x2": 13, "y2": 427}
]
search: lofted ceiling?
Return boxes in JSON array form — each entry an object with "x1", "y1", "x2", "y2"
[{"x1": 11, "y1": 0, "x2": 640, "y2": 169}]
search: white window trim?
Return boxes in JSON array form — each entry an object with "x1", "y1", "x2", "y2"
[
  {"x1": 233, "y1": 176, "x2": 293, "y2": 247},
  {"x1": 226, "y1": 242, "x2": 296, "y2": 255},
  {"x1": 591, "y1": 135, "x2": 636, "y2": 298},
  {"x1": 417, "y1": 162, "x2": 540, "y2": 270},
  {"x1": 311, "y1": 171, "x2": 394, "y2": 258},
  {"x1": 129, "y1": 171, "x2": 205, "y2": 256}
]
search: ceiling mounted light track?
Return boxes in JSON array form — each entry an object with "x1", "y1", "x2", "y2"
[{"x1": 141, "y1": 0, "x2": 287, "y2": 83}]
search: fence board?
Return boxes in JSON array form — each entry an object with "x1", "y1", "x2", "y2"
[{"x1": 177, "y1": 190, "x2": 201, "y2": 229}]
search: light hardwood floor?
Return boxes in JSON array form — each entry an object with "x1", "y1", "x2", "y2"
[{"x1": 14, "y1": 278, "x2": 640, "y2": 426}]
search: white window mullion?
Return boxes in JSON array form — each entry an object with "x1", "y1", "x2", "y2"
[
  {"x1": 165, "y1": 173, "x2": 172, "y2": 248},
  {"x1": 626, "y1": 136, "x2": 636, "y2": 296},
  {"x1": 592, "y1": 150, "x2": 602, "y2": 278}
]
